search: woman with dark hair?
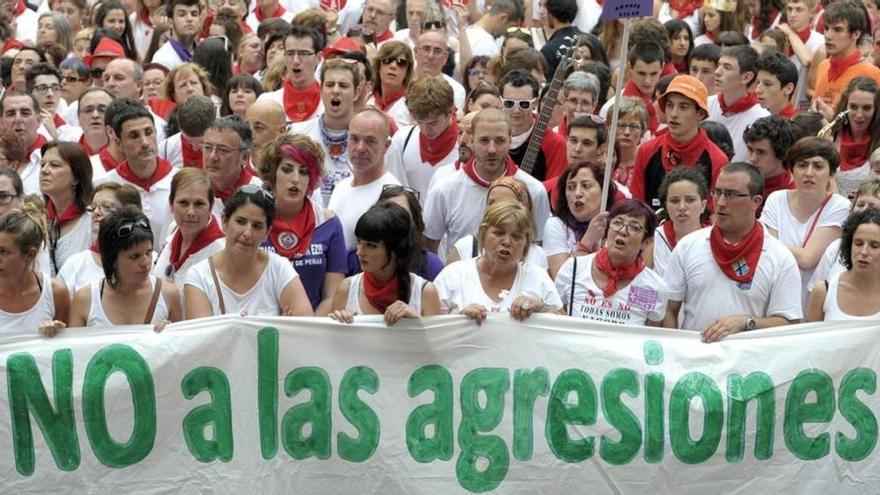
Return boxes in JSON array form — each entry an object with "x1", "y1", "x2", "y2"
[
  {"x1": 184, "y1": 186, "x2": 313, "y2": 317},
  {"x1": 40, "y1": 142, "x2": 93, "y2": 275},
  {"x1": 143, "y1": 22, "x2": 171, "y2": 64},
  {"x1": 488, "y1": 46, "x2": 548, "y2": 86},
  {"x1": 694, "y1": 3, "x2": 741, "y2": 45},
  {"x1": 89, "y1": 28, "x2": 137, "y2": 60},
  {"x1": 95, "y1": 1, "x2": 139, "y2": 61},
  {"x1": 368, "y1": 41, "x2": 415, "y2": 127},
  {"x1": 52, "y1": 0, "x2": 87, "y2": 34},
  {"x1": 645, "y1": 166, "x2": 709, "y2": 276},
  {"x1": 571, "y1": 33, "x2": 610, "y2": 72},
  {"x1": 828, "y1": 77, "x2": 880, "y2": 198},
  {"x1": 221, "y1": 74, "x2": 263, "y2": 117},
  {"x1": 465, "y1": 83, "x2": 502, "y2": 114},
  {"x1": 544, "y1": 162, "x2": 616, "y2": 278},
  {"x1": 0, "y1": 203, "x2": 69, "y2": 335},
  {"x1": 700, "y1": 121, "x2": 736, "y2": 160},
  {"x1": 664, "y1": 19, "x2": 694, "y2": 73},
  {"x1": 329, "y1": 202, "x2": 441, "y2": 325},
  {"x1": 260, "y1": 135, "x2": 346, "y2": 315},
  {"x1": 555, "y1": 199, "x2": 668, "y2": 325},
  {"x1": 744, "y1": 0, "x2": 784, "y2": 42},
  {"x1": 807, "y1": 208, "x2": 880, "y2": 321},
  {"x1": 0, "y1": 167, "x2": 24, "y2": 219},
  {"x1": 193, "y1": 36, "x2": 234, "y2": 101},
  {"x1": 462, "y1": 55, "x2": 492, "y2": 97},
  {"x1": 68, "y1": 208, "x2": 182, "y2": 328},
  {"x1": 500, "y1": 27, "x2": 534, "y2": 56}
]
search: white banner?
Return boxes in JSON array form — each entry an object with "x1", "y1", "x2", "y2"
[{"x1": 0, "y1": 315, "x2": 879, "y2": 493}]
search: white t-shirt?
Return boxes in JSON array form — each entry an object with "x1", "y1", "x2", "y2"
[
  {"x1": 707, "y1": 95, "x2": 770, "y2": 163},
  {"x1": 433, "y1": 258, "x2": 562, "y2": 314},
  {"x1": 658, "y1": 2, "x2": 700, "y2": 34},
  {"x1": 52, "y1": 213, "x2": 92, "y2": 275},
  {"x1": 15, "y1": 9, "x2": 38, "y2": 45},
  {"x1": 86, "y1": 276, "x2": 169, "y2": 327},
  {"x1": 384, "y1": 124, "x2": 459, "y2": 201},
  {"x1": 57, "y1": 249, "x2": 104, "y2": 294},
  {"x1": 327, "y1": 171, "x2": 401, "y2": 250},
  {"x1": 554, "y1": 253, "x2": 668, "y2": 326},
  {"x1": 245, "y1": 8, "x2": 294, "y2": 33},
  {"x1": 151, "y1": 41, "x2": 186, "y2": 70},
  {"x1": 95, "y1": 166, "x2": 178, "y2": 250},
  {"x1": 651, "y1": 224, "x2": 702, "y2": 277},
  {"x1": 694, "y1": 34, "x2": 714, "y2": 46},
  {"x1": 442, "y1": 74, "x2": 466, "y2": 111},
  {"x1": 452, "y1": 234, "x2": 549, "y2": 270},
  {"x1": 20, "y1": 149, "x2": 42, "y2": 195},
  {"x1": 822, "y1": 272, "x2": 880, "y2": 321},
  {"x1": 159, "y1": 133, "x2": 186, "y2": 169},
  {"x1": 0, "y1": 272, "x2": 54, "y2": 335},
  {"x1": 466, "y1": 25, "x2": 500, "y2": 57},
  {"x1": 543, "y1": 216, "x2": 577, "y2": 257},
  {"x1": 131, "y1": 14, "x2": 154, "y2": 63},
  {"x1": 365, "y1": 94, "x2": 412, "y2": 127},
  {"x1": 184, "y1": 252, "x2": 298, "y2": 316},
  {"x1": 664, "y1": 226, "x2": 803, "y2": 331},
  {"x1": 153, "y1": 230, "x2": 226, "y2": 285},
  {"x1": 759, "y1": 190, "x2": 850, "y2": 305}
]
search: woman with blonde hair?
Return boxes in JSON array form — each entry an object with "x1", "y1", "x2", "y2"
[
  {"x1": 368, "y1": 41, "x2": 414, "y2": 127},
  {"x1": 165, "y1": 62, "x2": 215, "y2": 105},
  {"x1": 37, "y1": 12, "x2": 73, "y2": 54}
]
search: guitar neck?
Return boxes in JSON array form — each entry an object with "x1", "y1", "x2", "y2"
[{"x1": 519, "y1": 62, "x2": 569, "y2": 176}]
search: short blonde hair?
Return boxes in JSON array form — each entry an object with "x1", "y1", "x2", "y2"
[
  {"x1": 165, "y1": 63, "x2": 215, "y2": 103},
  {"x1": 616, "y1": 96, "x2": 649, "y2": 131},
  {"x1": 477, "y1": 199, "x2": 534, "y2": 260}
]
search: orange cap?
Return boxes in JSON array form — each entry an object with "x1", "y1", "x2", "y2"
[{"x1": 658, "y1": 75, "x2": 709, "y2": 117}]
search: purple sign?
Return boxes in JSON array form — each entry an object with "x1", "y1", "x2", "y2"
[{"x1": 600, "y1": 0, "x2": 652, "y2": 20}]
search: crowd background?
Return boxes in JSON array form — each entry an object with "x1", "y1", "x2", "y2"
[{"x1": 1, "y1": 0, "x2": 880, "y2": 340}]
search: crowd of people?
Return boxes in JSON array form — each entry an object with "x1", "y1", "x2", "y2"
[{"x1": 1, "y1": 0, "x2": 880, "y2": 341}]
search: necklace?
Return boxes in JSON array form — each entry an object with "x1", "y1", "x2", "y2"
[{"x1": 319, "y1": 116, "x2": 348, "y2": 167}]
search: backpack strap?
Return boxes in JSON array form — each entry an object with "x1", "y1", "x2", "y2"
[
  {"x1": 144, "y1": 278, "x2": 163, "y2": 324},
  {"x1": 471, "y1": 236, "x2": 478, "y2": 258},
  {"x1": 208, "y1": 256, "x2": 227, "y2": 314}
]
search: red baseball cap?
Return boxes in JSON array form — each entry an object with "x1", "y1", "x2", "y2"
[
  {"x1": 84, "y1": 38, "x2": 126, "y2": 67},
  {"x1": 321, "y1": 37, "x2": 363, "y2": 59}
]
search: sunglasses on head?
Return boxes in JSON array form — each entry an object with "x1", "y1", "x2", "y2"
[
  {"x1": 239, "y1": 183, "x2": 275, "y2": 201},
  {"x1": 502, "y1": 98, "x2": 536, "y2": 110},
  {"x1": 117, "y1": 219, "x2": 151, "y2": 238},
  {"x1": 381, "y1": 56, "x2": 409, "y2": 67},
  {"x1": 382, "y1": 183, "x2": 420, "y2": 200}
]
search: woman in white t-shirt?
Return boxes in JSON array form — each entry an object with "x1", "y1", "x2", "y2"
[
  {"x1": 807, "y1": 209, "x2": 880, "y2": 321},
  {"x1": 68, "y1": 208, "x2": 182, "y2": 329},
  {"x1": 330, "y1": 203, "x2": 441, "y2": 325},
  {"x1": 645, "y1": 166, "x2": 709, "y2": 276},
  {"x1": 41, "y1": 142, "x2": 94, "y2": 276},
  {"x1": 434, "y1": 200, "x2": 562, "y2": 323},
  {"x1": 555, "y1": 199, "x2": 668, "y2": 326},
  {"x1": 760, "y1": 137, "x2": 851, "y2": 306},
  {"x1": 184, "y1": 186, "x2": 313, "y2": 318},
  {"x1": 829, "y1": 77, "x2": 879, "y2": 198}
]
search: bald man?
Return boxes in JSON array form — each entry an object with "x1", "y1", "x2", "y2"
[
  {"x1": 245, "y1": 99, "x2": 287, "y2": 170},
  {"x1": 414, "y1": 31, "x2": 466, "y2": 109}
]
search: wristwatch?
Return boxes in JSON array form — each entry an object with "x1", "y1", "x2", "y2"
[{"x1": 744, "y1": 315, "x2": 757, "y2": 331}]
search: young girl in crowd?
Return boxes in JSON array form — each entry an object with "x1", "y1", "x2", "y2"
[
  {"x1": 41, "y1": 142, "x2": 93, "y2": 275},
  {"x1": 830, "y1": 77, "x2": 880, "y2": 198},
  {"x1": 645, "y1": 166, "x2": 709, "y2": 276}
]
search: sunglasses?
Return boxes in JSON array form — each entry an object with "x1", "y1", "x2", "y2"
[
  {"x1": 117, "y1": 219, "x2": 151, "y2": 238},
  {"x1": 502, "y1": 98, "x2": 536, "y2": 110},
  {"x1": 62, "y1": 75, "x2": 86, "y2": 84},
  {"x1": 381, "y1": 56, "x2": 409, "y2": 67},
  {"x1": 90, "y1": 68, "x2": 105, "y2": 79},
  {"x1": 422, "y1": 20, "x2": 446, "y2": 30},
  {"x1": 382, "y1": 183, "x2": 420, "y2": 200}
]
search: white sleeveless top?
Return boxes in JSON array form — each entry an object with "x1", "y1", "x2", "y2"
[
  {"x1": 0, "y1": 272, "x2": 55, "y2": 335},
  {"x1": 822, "y1": 272, "x2": 880, "y2": 321},
  {"x1": 345, "y1": 273, "x2": 427, "y2": 315},
  {"x1": 86, "y1": 276, "x2": 170, "y2": 327}
]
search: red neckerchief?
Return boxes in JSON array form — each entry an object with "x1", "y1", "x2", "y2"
[
  {"x1": 255, "y1": 3, "x2": 285, "y2": 22},
  {"x1": 14, "y1": 0, "x2": 25, "y2": 16},
  {"x1": 661, "y1": 61, "x2": 678, "y2": 76},
  {"x1": 139, "y1": 8, "x2": 152, "y2": 26},
  {"x1": 594, "y1": 247, "x2": 645, "y2": 298},
  {"x1": 363, "y1": 271, "x2": 399, "y2": 313},
  {"x1": 787, "y1": 27, "x2": 811, "y2": 57},
  {"x1": 168, "y1": 216, "x2": 224, "y2": 270},
  {"x1": 673, "y1": 60, "x2": 688, "y2": 73},
  {"x1": 709, "y1": 222, "x2": 764, "y2": 284},
  {"x1": 269, "y1": 199, "x2": 316, "y2": 259},
  {"x1": 25, "y1": 135, "x2": 47, "y2": 158},
  {"x1": 116, "y1": 157, "x2": 173, "y2": 192},
  {"x1": 240, "y1": 21, "x2": 252, "y2": 34},
  {"x1": 181, "y1": 135, "x2": 202, "y2": 168},
  {"x1": 461, "y1": 156, "x2": 517, "y2": 187},
  {"x1": 763, "y1": 170, "x2": 794, "y2": 197},
  {"x1": 147, "y1": 99, "x2": 176, "y2": 120},
  {"x1": 660, "y1": 128, "x2": 708, "y2": 171},
  {"x1": 839, "y1": 130, "x2": 871, "y2": 171},
  {"x1": 668, "y1": 0, "x2": 701, "y2": 18},
  {"x1": 213, "y1": 167, "x2": 254, "y2": 202},
  {"x1": 375, "y1": 30, "x2": 393, "y2": 42},
  {"x1": 828, "y1": 50, "x2": 863, "y2": 82},
  {"x1": 624, "y1": 80, "x2": 658, "y2": 132},
  {"x1": 53, "y1": 114, "x2": 65, "y2": 127},
  {"x1": 282, "y1": 79, "x2": 321, "y2": 122},
  {"x1": 232, "y1": 63, "x2": 242, "y2": 75},
  {"x1": 99, "y1": 147, "x2": 122, "y2": 171},
  {"x1": 704, "y1": 31, "x2": 716, "y2": 42},
  {"x1": 373, "y1": 89, "x2": 405, "y2": 111},
  {"x1": 89, "y1": 240, "x2": 100, "y2": 254},
  {"x1": 662, "y1": 221, "x2": 679, "y2": 249},
  {"x1": 718, "y1": 92, "x2": 759, "y2": 115},
  {"x1": 46, "y1": 199, "x2": 84, "y2": 229},
  {"x1": 750, "y1": 8, "x2": 778, "y2": 39},
  {"x1": 778, "y1": 104, "x2": 797, "y2": 118},
  {"x1": 78, "y1": 134, "x2": 104, "y2": 156},
  {"x1": 2, "y1": 39, "x2": 22, "y2": 53},
  {"x1": 419, "y1": 116, "x2": 458, "y2": 165}
]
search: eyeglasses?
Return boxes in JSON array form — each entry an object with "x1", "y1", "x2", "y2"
[
  {"x1": 565, "y1": 97, "x2": 595, "y2": 110},
  {"x1": 201, "y1": 142, "x2": 238, "y2": 156},
  {"x1": 709, "y1": 188, "x2": 751, "y2": 200},
  {"x1": 617, "y1": 123, "x2": 643, "y2": 132},
  {"x1": 382, "y1": 183, "x2": 420, "y2": 200},
  {"x1": 609, "y1": 218, "x2": 645, "y2": 236},
  {"x1": 468, "y1": 67, "x2": 489, "y2": 77},
  {"x1": 284, "y1": 49, "x2": 315, "y2": 59},
  {"x1": 61, "y1": 75, "x2": 86, "y2": 84},
  {"x1": 502, "y1": 98, "x2": 536, "y2": 110},
  {"x1": 0, "y1": 191, "x2": 18, "y2": 204},
  {"x1": 33, "y1": 84, "x2": 61, "y2": 93},
  {"x1": 239, "y1": 183, "x2": 275, "y2": 201},
  {"x1": 117, "y1": 219, "x2": 151, "y2": 238},
  {"x1": 85, "y1": 202, "x2": 117, "y2": 215},
  {"x1": 417, "y1": 45, "x2": 446, "y2": 57},
  {"x1": 90, "y1": 68, "x2": 105, "y2": 79},
  {"x1": 422, "y1": 20, "x2": 446, "y2": 30},
  {"x1": 381, "y1": 56, "x2": 409, "y2": 67}
]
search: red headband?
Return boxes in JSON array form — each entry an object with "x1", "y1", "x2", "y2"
[{"x1": 279, "y1": 144, "x2": 322, "y2": 196}]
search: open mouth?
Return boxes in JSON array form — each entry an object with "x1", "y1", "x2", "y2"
[{"x1": 330, "y1": 98, "x2": 341, "y2": 109}]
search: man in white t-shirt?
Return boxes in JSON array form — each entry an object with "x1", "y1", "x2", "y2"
[
  {"x1": 777, "y1": 0, "x2": 824, "y2": 111},
  {"x1": 3, "y1": 0, "x2": 38, "y2": 44},
  {"x1": 328, "y1": 109, "x2": 401, "y2": 249},
  {"x1": 2, "y1": 92, "x2": 47, "y2": 195},
  {"x1": 384, "y1": 76, "x2": 458, "y2": 201},
  {"x1": 662, "y1": 163, "x2": 802, "y2": 341},
  {"x1": 257, "y1": 26, "x2": 326, "y2": 123},
  {"x1": 414, "y1": 31, "x2": 466, "y2": 110},
  {"x1": 423, "y1": 108, "x2": 551, "y2": 254},
  {"x1": 465, "y1": 0, "x2": 521, "y2": 57},
  {"x1": 151, "y1": 0, "x2": 201, "y2": 70}
]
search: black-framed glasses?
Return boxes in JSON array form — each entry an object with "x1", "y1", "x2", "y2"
[
  {"x1": 0, "y1": 191, "x2": 18, "y2": 204},
  {"x1": 33, "y1": 84, "x2": 60, "y2": 93},
  {"x1": 90, "y1": 68, "x2": 105, "y2": 79},
  {"x1": 284, "y1": 49, "x2": 315, "y2": 59},
  {"x1": 709, "y1": 188, "x2": 751, "y2": 200},
  {"x1": 382, "y1": 183, "x2": 420, "y2": 200},
  {"x1": 239, "y1": 183, "x2": 275, "y2": 201},
  {"x1": 381, "y1": 56, "x2": 409, "y2": 67},
  {"x1": 117, "y1": 219, "x2": 151, "y2": 238},
  {"x1": 85, "y1": 202, "x2": 118, "y2": 215},
  {"x1": 502, "y1": 98, "x2": 536, "y2": 110},
  {"x1": 609, "y1": 218, "x2": 645, "y2": 236}
]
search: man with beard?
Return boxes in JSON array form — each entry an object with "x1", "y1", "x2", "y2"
[
  {"x1": 257, "y1": 26, "x2": 325, "y2": 123},
  {"x1": 152, "y1": 0, "x2": 203, "y2": 70},
  {"x1": 1, "y1": 93, "x2": 45, "y2": 195}
]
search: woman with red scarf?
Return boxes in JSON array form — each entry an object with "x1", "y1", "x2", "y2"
[
  {"x1": 645, "y1": 166, "x2": 709, "y2": 276},
  {"x1": 330, "y1": 202, "x2": 441, "y2": 325},
  {"x1": 40, "y1": 142, "x2": 93, "y2": 276},
  {"x1": 830, "y1": 77, "x2": 880, "y2": 198},
  {"x1": 555, "y1": 199, "x2": 669, "y2": 326},
  {"x1": 153, "y1": 169, "x2": 226, "y2": 284},
  {"x1": 367, "y1": 41, "x2": 414, "y2": 127},
  {"x1": 261, "y1": 136, "x2": 346, "y2": 315},
  {"x1": 744, "y1": 0, "x2": 784, "y2": 42}
]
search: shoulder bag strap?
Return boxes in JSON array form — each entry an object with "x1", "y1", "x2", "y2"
[
  {"x1": 568, "y1": 255, "x2": 577, "y2": 316},
  {"x1": 802, "y1": 193, "x2": 834, "y2": 247},
  {"x1": 208, "y1": 256, "x2": 227, "y2": 314},
  {"x1": 144, "y1": 279, "x2": 163, "y2": 324},
  {"x1": 402, "y1": 125, "x2": 417, "y2": 161}
]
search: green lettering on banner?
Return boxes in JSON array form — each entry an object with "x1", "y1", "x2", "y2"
[
  {"x1": 82, "y1": 344, "x2": 156, "y2": 468},
  {"x1": 512, "y1": 367, "x2": 549, "y2": 461},
  {"x1": 784, "y1": 370, "x2": 834, "y2": 460},
  {"x1": 725, "y1": 373, "x2": 775, "y2": 462},
  {"x1": 600, "y1": 369, "x2": 642, "y2": 465},
  {"x1": 337, "y1": 366, "x2": 380, "y2": 462},
  {"x1": 456, "y1": 368, "x2": 510, "y2": 493},
  {"x1": 181, "y1": 367, "x2": 233, "y2": 462},
  {"x1": 546, "y1": 369, "x2": 597, "y2": 462},
  {"x1": 257, "y1": 328, "x2": 279, "y2": 460},
  {"x1": 406, "y1": 365, "x2": 454, "y2": 462},
  {"x1": 836, "y1": 368, "x2": 878, "y2": 461},
  {"x1": 669, "y1": 372, "x2": 723, "y2": 464},
  {"x1": 7, "y1": 350, "x2": 80, "y2": 475},
  {"x1": 282, "y1": 367, "x2": 332, "y2": 459},
  {"x1": 643, "y1": 341, "x2": 664, "y2": 463}
]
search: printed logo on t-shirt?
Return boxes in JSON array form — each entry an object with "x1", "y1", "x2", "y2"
[{"x1": 627, "y1": 286, "x2": 658, "y2": 312}]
